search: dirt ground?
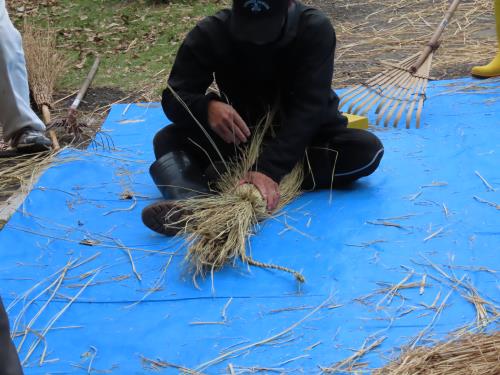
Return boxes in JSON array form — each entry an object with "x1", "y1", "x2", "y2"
[
  {"x1": 50, "y1": 0, "x2": 498, "y2": 105},
  {"x1": 308, "y1": 0, "x2": 497, "y2": 87}
]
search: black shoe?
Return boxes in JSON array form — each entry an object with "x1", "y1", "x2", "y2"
[
  {"x1": 11, "y1": 127, "x2": 52, "y2": 153},
  {"x1": 141, "y1": 200, "x2": 189, "y2": 236}
]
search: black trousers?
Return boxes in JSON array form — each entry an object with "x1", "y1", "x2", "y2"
[
  {"x1": 152, "y1": 122, "x2": 384, "y2": 192},
  {"x1": 0, "y1": 297, "x2": 23, "y2": 375}
]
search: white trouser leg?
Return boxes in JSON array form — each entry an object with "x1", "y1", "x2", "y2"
[{"x1": 0, "y1": 0, "x2": 45, "y2": 142}]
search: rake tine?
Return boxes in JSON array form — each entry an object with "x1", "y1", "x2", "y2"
[
  {"x1": 104, "y1": 132, "x2": 115, "y2": 151},
  {"x1": 346, "y1": 86, "x2": 375, "y2": 113},
  {"x1": 340, "y1": 53, "x2": 418, "y2": 110},
  {"x1": 347, "y1": 87, "x2": 376, "y2": 114},
  {"x1": 416, "y1": 96, "x2": 425, "y2": 128},
  {"x1": 385, "y1": 73, "x2": 419, "y2": 127},
  {"x1": 402, "y1": 72, "x2": 427, "y2": 128},
  {"x1": 374, "y1": 71, "x2": 412, "y2": 116},
  {"x1": 348, "y1": 61, "x2": 413, "y2": 114},
  {"x1": 97, "y1": 131, "x2": 108, "y2": 150},
  {"x1": 344, "y1": 73, "x2": 396, "y2": 112},
  {"x1": 402, "y1": 55, "x2": 432, "y2": 128},
  {"x1": 339, "y1": 80, "x2": 380, "y2": 108},
  {"x1": 373, "y1": 57, "x2": 419, "y2": 116},
  {"x1": 405, "y1": 91, "x2": 420, "y2": 128},
  {"x1": 384, "y1": 64, "x2": 426, "y2": 128},
  {"x1": 351, "y1": 67, "x2": 407, "y2": 114},
  {"x1": 104, "y1": 134, "x2": 112, "y2": 151},
  {"x1": 99, "y1": 134, "x2": 108, "y2": 151},
  {"x1": 414, "y1": 56, "x2": 433, "y2": 128},
  {"x1": 339, "y1": 53, "x2": 420, "y2": 113},
  {"x1": 356, "y1": 66, "x2": 411, "y2": 115},
  {"x1": 99, "y1": 133, "x2": 107, "y2": 151},
  {"x1": 394, "y1": 75, "x2": 422, "y2": 128},
  {"x1": 358, "y1": 54, "x2": 420, "y2": 116},
  {"x1": 376, "y1": 73, "x2": 415, "y2": 126}
]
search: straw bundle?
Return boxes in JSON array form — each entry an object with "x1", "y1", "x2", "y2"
[
  {"x1": 174, "y1": 114, "x2": 305, "y2": 285},
  {"x1": 375, "y1": 331, "x2": 500, "y2": 375},
  {"x1": 22, "y1": 23, "x2": 64, "y2": 123}
]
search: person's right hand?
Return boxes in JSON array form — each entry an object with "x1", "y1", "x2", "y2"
[{"x1": 207, "y1": 100, "x2": 250, "y2": 145}]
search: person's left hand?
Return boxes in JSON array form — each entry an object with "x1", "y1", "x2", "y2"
[{"x1": 238, "y1": 171, "x2": 280, "y2": 211}]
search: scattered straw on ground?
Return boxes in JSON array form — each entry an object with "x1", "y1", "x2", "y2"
[
  {"x1": 305, "y1": 0, "x2": 497, "y2": 88},
  {"x1": 375, "y1": 330, "x2": 500, "y2": 375},
  {"x1": 0, "y1": 150, "x2": 72, "y2": 202}
]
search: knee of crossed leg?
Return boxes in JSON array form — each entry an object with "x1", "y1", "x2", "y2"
[{"x1": 153, "y1": 124, "x2": 185, "y2": 159}]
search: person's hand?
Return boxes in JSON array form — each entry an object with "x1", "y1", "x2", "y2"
[
  {"x1": 239, "y1": 171, "x2": 280, "y2": 211},
  {"x1": 208, "y1": 100, "x2": 250, "y2": 145}
]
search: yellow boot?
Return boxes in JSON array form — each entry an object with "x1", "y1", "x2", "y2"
[{"x1": 471, "y1": 0, "x2": 500, "y2": 78}]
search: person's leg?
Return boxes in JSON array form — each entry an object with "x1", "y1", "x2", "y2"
[
  {"x1": 0, "y1": 0, "x2": 47, "y2": 145},
  {"x1": 302, "y1": 127, "x2": 384, "y2": 190},
  {"x1": 0, "y1": 297, "x2": 24, "y2": 375},
  {"x1": 149, "y1": 123, "x2": 221, "y2": 200},
  {"x1": 142, "y1": 123, "x2": 232, "y2": 235},
  {"x1": 471, "y1": 0, "x2": 500, "y2": 78}
]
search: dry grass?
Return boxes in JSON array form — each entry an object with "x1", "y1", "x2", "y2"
[
  {"x1": 321, "y1": 336, "x2": 387, "y2": 373},
  {"x1": 0, "y1": 150, "x2": 69, "y2": 201},
  {"x1": 375, "y1": 330, "x2": 500, "y2": 375},
  {"x1": 170, "y1": 113, "x2": 305, "y2": 286}
]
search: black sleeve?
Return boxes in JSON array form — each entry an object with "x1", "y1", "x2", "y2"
[
  {"x1": 254, "y1": 15, "x2": 338, "y2": 183},
  {"x1": 161, "y1": 19, "x2": 219, "y2": 128}
]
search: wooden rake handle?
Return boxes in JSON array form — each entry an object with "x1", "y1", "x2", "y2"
[
  {"x1": 41, "y1": 104, "x2": 60, "y2": 150},
  {"x1": 69, "y1": 56, "x2": 101, "y2": 112},
  {"x1": 410, "y1": 0, "x2": 461, "y2": 73}
]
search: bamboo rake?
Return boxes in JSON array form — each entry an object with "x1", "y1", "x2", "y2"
[{"x1": 339, "y1": 0, "x2": 462, "y2": 128}]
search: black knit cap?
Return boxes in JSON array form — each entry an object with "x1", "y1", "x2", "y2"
[{"x1": 230, "y1": 0, "x2": 290, "y2": 44}]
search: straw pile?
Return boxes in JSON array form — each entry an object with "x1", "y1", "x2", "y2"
[
  {"x1": 173, "y1": 114, "x2": 305, "y2": 285},
  {"x1": 375, "y1": 331, "x2": 500, "y2": 375}
]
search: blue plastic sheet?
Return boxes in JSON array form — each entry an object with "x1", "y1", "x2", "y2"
[{"x1": 0, "y1": 78, "x2": 498, "y2": 373}]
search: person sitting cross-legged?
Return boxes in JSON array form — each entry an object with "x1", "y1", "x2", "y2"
[{"x1": 142, "y1": 0, "x2": 384, "y2": 235}]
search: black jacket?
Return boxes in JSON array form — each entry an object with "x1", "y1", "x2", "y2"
[{"x1": 162, "y1": 2, "x2": 347, "y2": 183}]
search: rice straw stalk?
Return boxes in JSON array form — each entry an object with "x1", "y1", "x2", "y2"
[
  {"x1": 375, "y1": 330, "x2": 500, "y2": 375},
  {"x1": 174, "y1": 113, "x2": 305, "y2": 285}
]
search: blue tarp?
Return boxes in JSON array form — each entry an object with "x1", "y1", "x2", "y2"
[{"x1": 0, "y1": 78, "x2": 499, "y2": 374}]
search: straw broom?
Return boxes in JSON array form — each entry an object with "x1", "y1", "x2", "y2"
[
  {"x1": 339, "y1": 0, "x2": 461, "y2": 129},
  {"x1": 22, "y1": 23, "x2": 64, "y2": 149},
  {"x1": 375, "y1": 330, "x2": 500, "y2": 374},
  {"x1": 170, "y1": 112, "x2": 305, "y2": 286}
]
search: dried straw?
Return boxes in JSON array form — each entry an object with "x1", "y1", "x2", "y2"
[
  {"x1": 0, "y1": 150, "x2": 68, "y2": 201},
  {"x1": 172, "y1": 113, "x2": 305, "y2": 285},
  {"x1": 22, "y1": 23, "x2": 64, "y2": 111},
  {"x1": 375, "y1": 330, "x2": 500, "y2": 375}
]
